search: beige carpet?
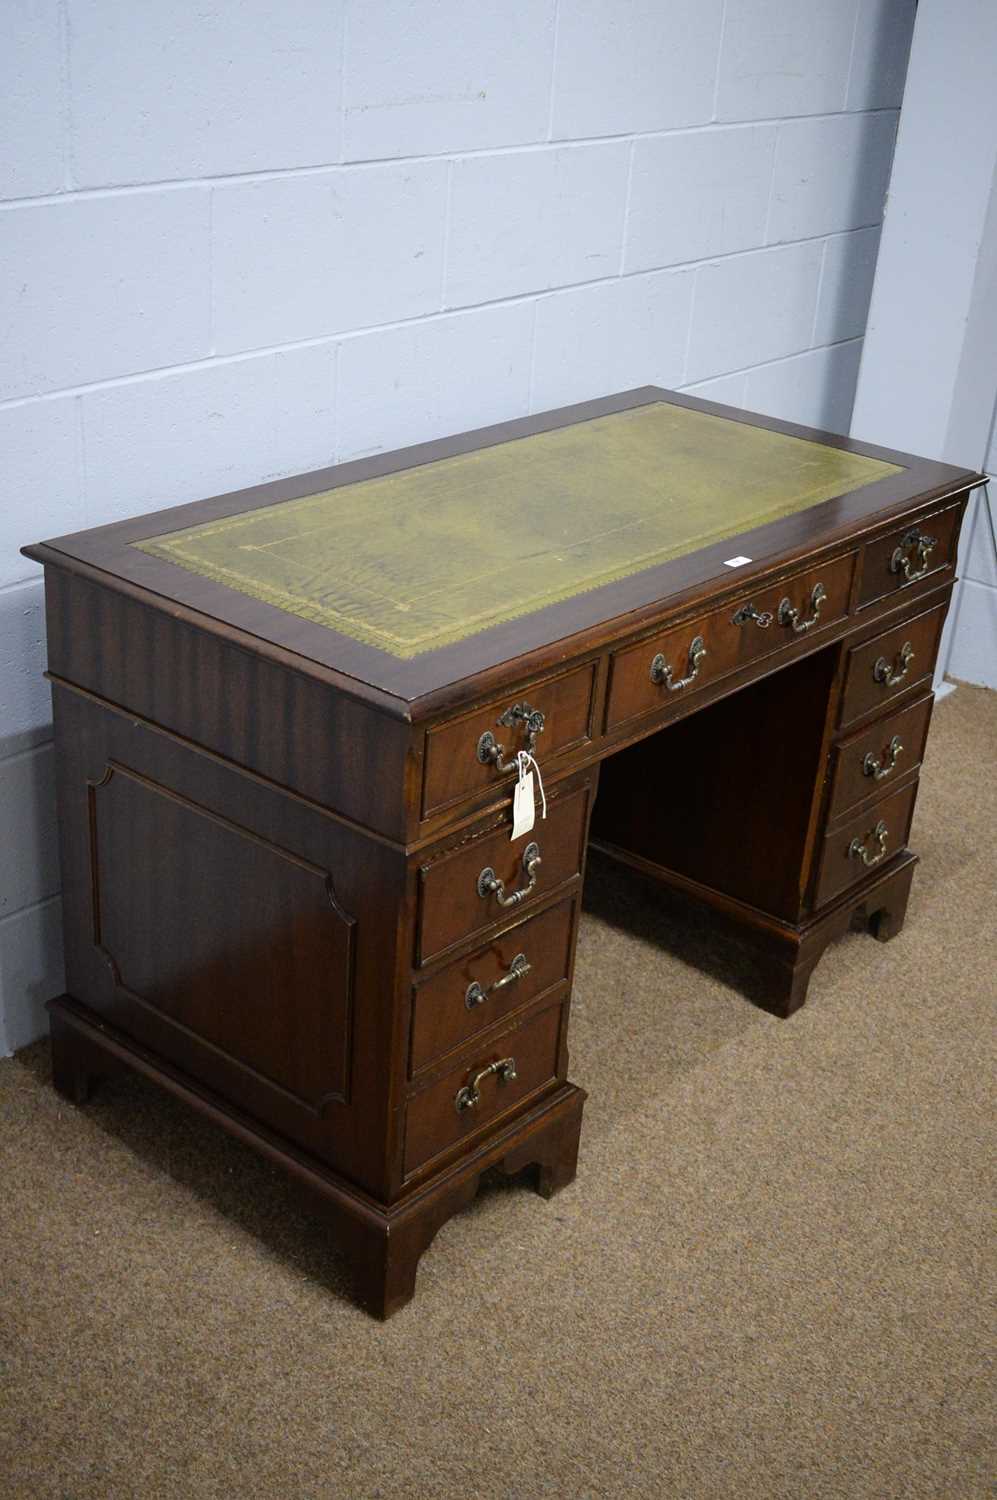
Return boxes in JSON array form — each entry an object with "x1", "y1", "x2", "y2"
[{"x1": 1, "y1": 684, "x2": 994, "y2": 1500}]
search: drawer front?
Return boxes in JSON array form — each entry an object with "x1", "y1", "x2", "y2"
[
  {"x1": 826, "y1": 695, "x2": 932, "y2": 824},
  {"x1": 839, "y1": 603, "x2": 945, "y2": 729},
  {"x1": 423, "y1": 661, "x2": 596, "y2": 819},
  {"x1": 417, "y1": 782, "x2": 590, "y2": 964},
  {"x1": 606, "y1": 552, "x2": 854, "y2": 730},
  {"x1": 404, "y1": 1001, "x2": 562, "y2": 1176},
  {"x1": 410, "y1": 897, "x2": 576, "y2": 1076},
  {"x1": 814, "y1": 781, "x2": 918, "y2": 909},
  {"x1": 857, "y1": 504, "x2": 961, "y2": 609}
]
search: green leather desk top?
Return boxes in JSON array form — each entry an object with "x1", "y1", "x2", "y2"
[{"x1": 135, "y1": 401, "x2": 901, "y2": 660}]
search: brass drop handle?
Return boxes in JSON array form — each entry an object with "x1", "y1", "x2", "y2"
[
  {"x1": 650, "y1": 635, "x2": 707, "y2": 691},
  {"x1": 477, "y1": 702, "x2": 546, "y2": 774},
  {"x1": 863, "y1": 735, "x2": 903, "y2": 781},
  {"x1": 777, "y1": 581, "x2": 827, "y2": 634},
  {"x1": 455, "y1": 1057, "x2": 518, "y2": 1113},
  {"x1": 477, "y1": 841, "x2": 541, "y2": 909},
  {"x1": 873, "y1": 641, "x2": 914, "y2": 688},
  {"x1": 890, "y1": 528, "x2": 936, "y2": 583},
  {"x1": 849, "y1": 820, "x2": 889, "y2": 868},
  {"x1": 732, "y1": 601, "x2": 774, "y2": 629},
  {"x1": 465, "y1": 952, "x2": 531, "y2": 1009}
]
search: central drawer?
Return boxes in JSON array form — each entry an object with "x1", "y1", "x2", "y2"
[
  {"x1": 605, "y1": 551, "x2": 855, "y2": 730},
  {"x1": 416, "y1": 781, "x2": 591, "y2": 964}
]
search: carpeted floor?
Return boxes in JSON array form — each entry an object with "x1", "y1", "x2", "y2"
[{"x1": 1, "y1": 683, "x2": 994, "y2": 1500}]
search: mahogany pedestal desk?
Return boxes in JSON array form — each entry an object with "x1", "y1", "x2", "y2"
[{"x1": 24, "y1": 388, "x2": 981, "y2": 1317}]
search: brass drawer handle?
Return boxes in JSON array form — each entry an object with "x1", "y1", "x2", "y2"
[
  {"x1": 849, "y1": 820, "x2": 889, "y2": 868},
  {"x1": 477, "y1": 841, "x2": 541, "y2": 909},
  {"x1": 777, "y1": 581, "x2": 827, "y2": 634},
  {"x1": 455, "y1": 1057, "x2": 518, "y2": 1113},
  {"x1": 477, "y1": 702, "x2": 546, "y2": 773},
  {"x1": 890, "y1": 528, "x2": 936, "y2": 583},
  {"x1": 732, "y1": 601, "x2": 774, "y2": 628},
  {"x1": 873, "y1": 641, "x2": 914, "y2": 688},
  {"x1": 650, "y1": 634, "x2": 707, "y2": 691},
  {"x1": 863, "y1": 735, "x2": 903, "y2": 781},
  {"x1": 465, "y1": 952, "x2": 531, "y2": 1009}
]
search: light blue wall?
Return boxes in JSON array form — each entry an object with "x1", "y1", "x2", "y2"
[
  {"x1": 0, "y1": 0, "x2": 917, "y2": 1052},
  {"x1": 947, "y1": 415, "x2": 997, "y2": 690},
  {"x1": 850, "y1": 0, "x2": 997, "y2": 694}
]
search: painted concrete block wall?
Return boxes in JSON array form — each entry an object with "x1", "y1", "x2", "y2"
[{"x1": 0, "y1": 0, "x2": 917, "y2": 1053}]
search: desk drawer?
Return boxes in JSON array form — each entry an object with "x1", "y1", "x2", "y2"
[
  {"x1": 606, "y1": 552, "x2": 854, "y2": 730},
  {"x1": 826, "y1": 695, "x2": 932, "y2": 824},
  {"x1": 857, "y1": 504, "x2": 961, "y2": 609},
  {"x1": 404, "y1": 1001, "x2": 562, "y2": 1176},
  {"x1": 838, "y1": 603, "x2": 945, "y2": 729},
  {"x1": 417, "y1": 783, "x2": 590, "y2": 964},
  {"x1": 422, "y1": 662, "x2": 596, "y2": 819},
  {"x1": 814, "y1": 782, "x2": 918, "y2": 909},
  {"x1": 409, "y1": 897, "x2": 576, "y2": 1076}
]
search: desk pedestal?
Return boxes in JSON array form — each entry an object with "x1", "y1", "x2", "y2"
[
  {"x1": 589, "y1": 842, "x2": 917, "y2": 1017},
  {"x1": 48, "y1": 994, "x2": 586, "y2": 1319}
]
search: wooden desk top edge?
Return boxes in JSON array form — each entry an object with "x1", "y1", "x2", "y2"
[{"x1": 24, "y1": 386, "x2": 983, "y2": 722}]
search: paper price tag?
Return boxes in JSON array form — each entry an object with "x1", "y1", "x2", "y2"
[
  {"x1": 511, "y1": 750, "x2": 547, "y2": 841},
  {"x1": 511, "y1": 769, "x2": 536, "y2": 840}
]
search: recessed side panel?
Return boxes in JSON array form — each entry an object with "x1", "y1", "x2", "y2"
[
  {"x1": 51, "y1": 683, "x2": 406, "y2": 1194},
  {"x1": 89, "y1": 764, "x2": 355, "y2": 1113}
]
